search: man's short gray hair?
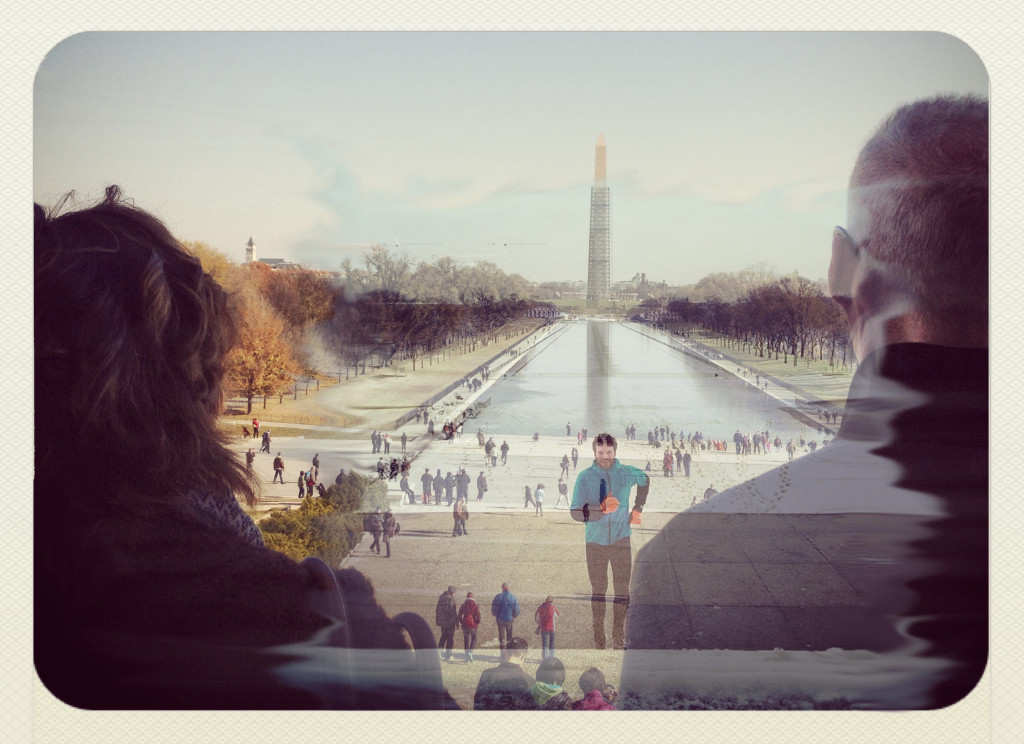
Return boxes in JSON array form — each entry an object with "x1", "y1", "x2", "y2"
[{"x1": 849, "y1": 95, "x2": 988, "y2": 339}]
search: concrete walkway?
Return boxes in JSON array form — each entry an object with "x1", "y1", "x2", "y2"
[{"x1": 231, "y1": 319, "x2": 867, "y2": 709}]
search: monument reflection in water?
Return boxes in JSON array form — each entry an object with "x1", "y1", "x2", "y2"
[
  {"x1": 586, "y1": 319, "x2": 610, "y2": 427},
  {"x1": 473, "y1": 320, "x2": 817, "y2": 443}
]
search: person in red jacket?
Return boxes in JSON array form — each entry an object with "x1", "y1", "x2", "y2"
[
  {"x1": 534, "y1": 595, "x2": 560, "y2": 659},
  {"x1": 572, "y1": 667, "x2": 617, "y2": 710},
  {"x1": 457, "y1": 592, "x2": 482, "y2": 663}
]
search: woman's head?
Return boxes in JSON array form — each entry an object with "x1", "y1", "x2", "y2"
[{"x1": 35, "y1": 186, "x2": 254, "y2": 510}]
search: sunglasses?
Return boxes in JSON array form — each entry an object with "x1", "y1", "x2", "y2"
[
  {"x1": 828, "y1": 226, "x2": 860, "y2": 301},
  {"x1": 833, "y1": 225, "x2": 860, "y2": 258}
]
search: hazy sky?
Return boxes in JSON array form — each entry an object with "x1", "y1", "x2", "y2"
[{"x1": 33, "y1": 31, "x2": 988, "y2": 285}]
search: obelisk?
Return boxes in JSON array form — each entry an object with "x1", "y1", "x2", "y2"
[{"x1": 587, "y1": 134, "x2": 611, "y2": 304}]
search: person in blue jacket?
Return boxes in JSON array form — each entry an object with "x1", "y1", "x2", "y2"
[
  {"x1": 490, "y1": 582, "x2": 521, "y2": 660},
  {"x1": 570, "y1": 432, "x2": 649, "y2": 649}
]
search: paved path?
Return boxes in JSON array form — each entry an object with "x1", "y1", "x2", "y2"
[{"x1": 231, "y1": 320, "x2": 863, "y2": 709}]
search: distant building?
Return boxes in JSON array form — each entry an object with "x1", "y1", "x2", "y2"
[
  {"x1": 536, "y1": 280, "x2": 587, "y2": 301},
  {"x1": 255, "y1": 257, "x2": 305, "y2": 271}
]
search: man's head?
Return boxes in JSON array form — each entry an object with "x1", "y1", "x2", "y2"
[
  {"x1": 501, "y1": 582, "x2": 509, "y2": 592},
  {"x1": 536, "y1": 657, "x2": 566, "y2": 686},
  {"x1": 831, "y1": 95, "x2": 988, "y2": 360},
  {"x1": 506, "y1": 636, "x2": 528, "y2": 663},
  {"x1": 592, "y1": 432, "x2": 617, "y2": 469}
]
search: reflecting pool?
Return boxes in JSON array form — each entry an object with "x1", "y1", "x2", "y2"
[{"x1": 472, "y1": 320, "x2": 817, "y2": 441}]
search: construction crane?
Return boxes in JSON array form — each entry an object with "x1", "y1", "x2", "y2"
[
  {"x1": 384, "y1": 241, "x2": 443, "y2": 249},
  {"x1": 489, "y1": 241, "x2": 545, "y2": 274}
]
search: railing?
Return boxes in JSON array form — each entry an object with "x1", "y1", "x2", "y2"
[{"x1": 389, "y1": 322, "x2": 556, "y2": 430}]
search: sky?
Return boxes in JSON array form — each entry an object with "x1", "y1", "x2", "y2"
[{"x1": 33, "y1": 31, "x2": 989, "y2": 286}]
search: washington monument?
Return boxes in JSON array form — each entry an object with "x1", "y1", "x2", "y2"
[{"x1": 587, "y1": 133, "x2": 611, "y2": 304}]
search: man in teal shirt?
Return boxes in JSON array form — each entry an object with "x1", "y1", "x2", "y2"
[{"x1": 570, "y1": 432, "x2": 649, "y2": 649}]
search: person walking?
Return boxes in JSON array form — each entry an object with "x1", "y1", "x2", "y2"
[
  {"x1": 500, "y1": 440, "x2": 509, "y2": 465},
  {"x1": 571, "y1": 447, "x2": 579, "y2": 470},
  {"x1": 260, "y1": 430, "x2": 271, "y2": 453},
  {"x1": 311, "y1": 453, "x2": 319, "y2": 480},
  {"x1": 452, "y1": 498, "x2": 466, "y2": 537},
  {"x1": 458, "y1": 592, "x2": 481, "y2": 663},
  {"x1": 476, "y1": 471, "x2": 487, "y2": 501},
  {"x1": 491, "y1": 583, "x2": 521, "y2": 660},
  {"x1": 523, "y1": 485, "x2": 536, "y2": 510},
  {"x1": 682, "y1": 450, "x2": 692, "y2": 478},
  {"x1": 272, "y1": 452, "x2": 284, "y2": 483},
  {"x1": 400, "y1": 431, "x2": 408, "y2": 453},
  {"x1": 534, "y1": 483, "x2": 545, "y2": 516},
  {"x1": 560, "y1": 454, "x2": 570, "y2": 479},
  {"x1": 382, "y1": 510, "x2": 396, "y2": 558},
  {"x1": 435, "y1": 585, "x2": 459, "y2": 663},
  {"x1": 252, "y1": 417, "x2": 259, "y2": 439},
  {"x1": 555, "y1": 479, "x2": 570, "y2": 508},
  {"x1": 535, "y1": 595, "x2": 560, "y2": 659},
  {"x1": 245, "y1": 448, "x2": 254, "y2": 472},
  {"x1": 368, "y1": 509, "x2": 383, "y2": 554}
]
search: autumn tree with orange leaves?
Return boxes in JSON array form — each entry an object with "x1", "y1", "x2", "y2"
[{"x1": 225, "y1": 289, "x2": 301, "y2": 414}]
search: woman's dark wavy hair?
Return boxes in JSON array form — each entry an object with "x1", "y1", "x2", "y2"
[{"x1": 35, "y1": 186, "x2": 256, "y2": 518}]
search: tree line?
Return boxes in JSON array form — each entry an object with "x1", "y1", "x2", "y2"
[
  {"x1": 642, "y1": 274, "x2": 851, "y2": 369},
  {"x1": 183, "y1": 241, "x2": 549, "y2": 413}
]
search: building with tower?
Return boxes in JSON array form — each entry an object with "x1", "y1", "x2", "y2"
[{"x1": 587, "y1": 134, "x2": 611, "y2": 305}]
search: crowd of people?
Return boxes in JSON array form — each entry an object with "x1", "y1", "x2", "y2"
[
  {"x1": 432, "y1": 585, "x2": 617, "y2": 711},
  {"x1": 35, "y1": 94, "x2": 988, "y2": 712}
]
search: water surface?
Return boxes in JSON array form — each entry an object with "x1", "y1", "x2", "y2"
[{"x1": 473, "y1": 320, "x2": 817, "y2": 442}]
